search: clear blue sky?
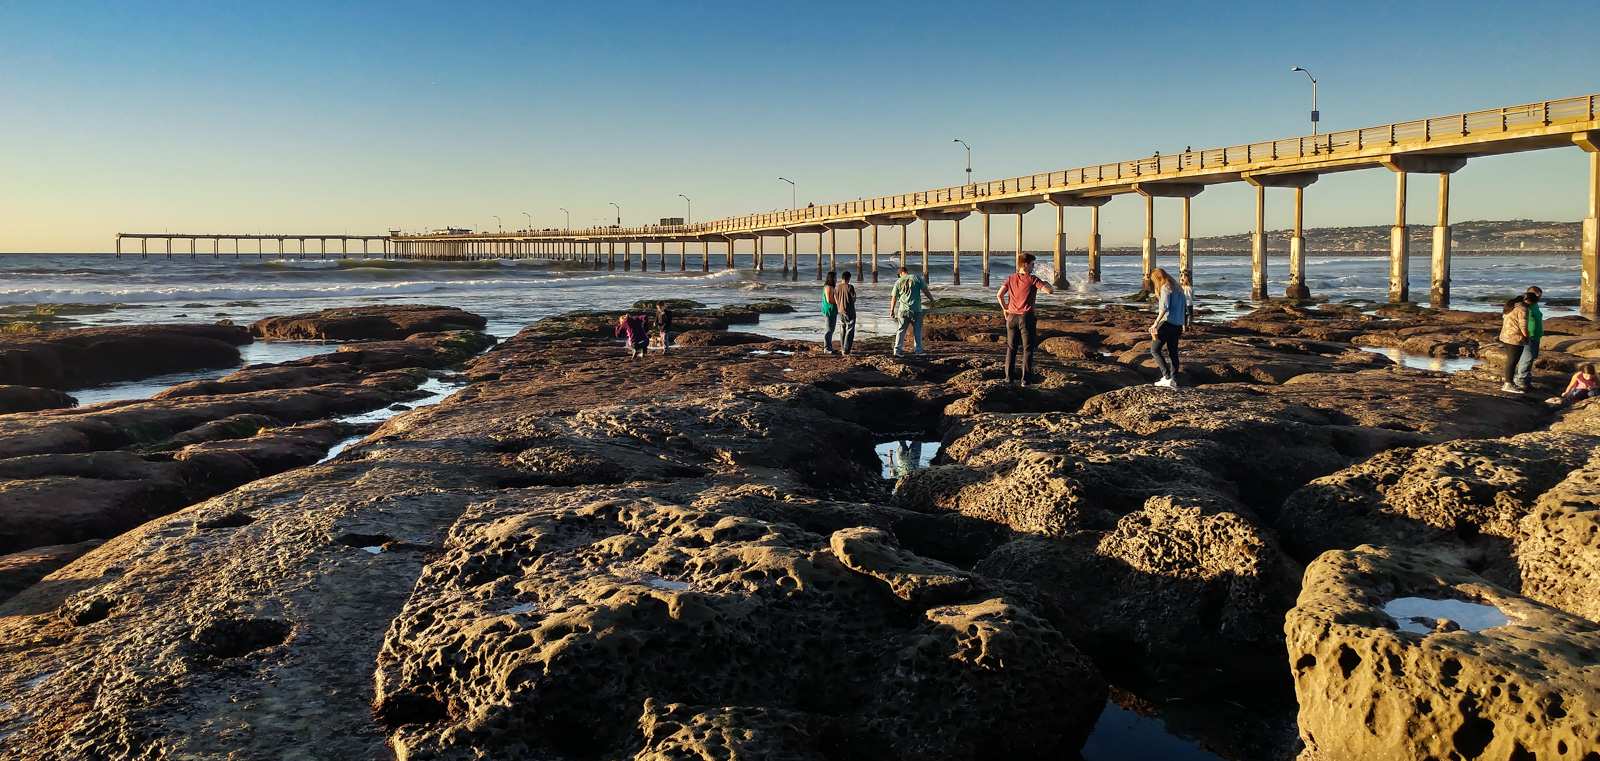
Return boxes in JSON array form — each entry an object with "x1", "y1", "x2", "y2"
[{"x1": 2, "y1": 0, "x2": 1595, "y2": 252}]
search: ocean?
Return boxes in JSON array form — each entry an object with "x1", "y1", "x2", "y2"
[{"x1": 0, "y1": 251, "x2": 1581, "y2": 345}]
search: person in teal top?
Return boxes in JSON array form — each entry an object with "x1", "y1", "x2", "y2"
[
  {"x1": 889, "y1": 266, "x2": 934, "y2": 357},
  {"x1": 1515, "y1": 285, "x2": 1544, "y2": 390}
]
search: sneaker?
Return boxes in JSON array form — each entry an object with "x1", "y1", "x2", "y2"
[
  {"x1": 1153, "y1": 377, "x2": 1174, "y2": 388},
  {"x1": 1500, "y1": 383, "x2": 1520, "y2": 393},
  {"x1": 1545, "y1": 396, "x2": 1563, "y2": 405}
]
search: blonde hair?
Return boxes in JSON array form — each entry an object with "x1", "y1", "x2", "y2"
[{"x1": 1150, "y1": 267, "x2": 1175, "y2": 293}]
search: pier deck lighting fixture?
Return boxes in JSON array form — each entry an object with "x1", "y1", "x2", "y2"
[
  {"x1": 778, "y1": 177, "x2": 796, "y2": 210},
  {"x1": 1291, "y1": 66, "x2": 1319, "y2": 134}
]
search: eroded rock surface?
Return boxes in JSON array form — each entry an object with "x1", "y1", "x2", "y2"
[{"x1": 1287, "y1": 546, "x2": 1600, "y2": 760}]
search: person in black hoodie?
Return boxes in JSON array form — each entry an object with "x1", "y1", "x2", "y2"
[{"x1": 655, "y1": 303, "x2": 674, "y2": 354}]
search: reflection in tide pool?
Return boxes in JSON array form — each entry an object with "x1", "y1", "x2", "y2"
[
  {"x1": 1079, "y1": 703, "x2": 1225, "y2": 761},
  {"x1": 1363, "y1": 346, "x2": 1481, "y2": 374},
  {"x1": 317, "y1": 376, "x2": 466, "y2": 463},
  {"x1": 876, "y1": 440, "x2": 941, "y2": 480}
]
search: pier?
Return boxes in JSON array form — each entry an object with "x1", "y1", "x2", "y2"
[{"x1": 121, "y1": 93, "x2": 1600, "y2": 316}]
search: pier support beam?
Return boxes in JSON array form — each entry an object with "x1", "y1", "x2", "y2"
[
  {"x1": 1382, "y1": 155, "x2": 1467, "y2": 308},
  {"x1": 1052, "y1": 204, "x2": 1066, "y2": 289},
  {"x1": 870, "y1": 225, "x2": 879, "y2": 283},
  {"x1": 856, "y1": 228, "x2": 865, "y2": 283},
  {"x1": 1142, "y1": 195, "x2": 1156, "y2": 294},
  {"x1": 1389, "y1": 171, "x2": 1410, "y2": 303},
  {"x1": 1579, "y1": 134, "x2": 1600, "y2": 318},
  {"x1": 915, "y1": 210, "x2": 970, "y2": 284},
  {"x1": 1132, "y1": 183, "x2": 1204, "y2": 296},
  {"x1": 816, "y1": 233, "x2": 823, "y2": 280},
  {"x1": 1044, "y1": 192, "x2": 1115, "y2": 285},
  {"x1": 1432, "y1": 174, "x2": 1452, "y2": 308},
  {"x1": 1015, "y1": 213, "x2": 1024, "y2": 275},
  {"x1": 951, "y1": 219, "x2": 961, "y2": 285},
  {"x1": 975, "y1": 202, "x2": 1034, "y2": 286},
  {"x1": 608, "y1": 242, "x2": 616, "y2": 271},
  {"x1": 981, "y1": 212, "x2": 991, "y2": 287},
  {"x1": 830, "y1": 228, "x2": 838, "y2": 274},
  {"x1": 1244, "y1": 172, "x2": 1319, "y2": 300},
  {"x1": 920, "y1": 219, "x2": 930, "y2": 278},
  {"x1": 1252, "y1": 184, "x2": 1268, "y2": 300},
  {"x1": 702, "y1": 240, "x2": 710, "y2": 272},
  {"x1": 1089, "y1": 205, "x2": 1102, "y2": 283},
  {"x1": 1178, "y1": 196, "x2": 1193, "y2": 287}
]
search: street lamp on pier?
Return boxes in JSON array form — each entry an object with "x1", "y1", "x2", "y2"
[
  {"x1": 778, "y1": 177, "x2": 796, "y2": 209},
  {"x1": 492, "y1": 215, "x2": 503, "y2": 232},
  {"x1": 560, "y1": 207, "x2": 571, "y2": 229},
  {"x1": 953, "y1": 138, "x2": 972, "y2": 185},
  {"x1": 522, "y1": 211, "x2": 532, "y2": 231},
  {"x1": 677, "y1": 194, "x2": 692, "y2": 223},
  {"x1": 608, "y1": 202, "x2": 621, "y2": 226},
  {"x1": 1291, "y1": 66, "x2": 1319, "y2": 134}
]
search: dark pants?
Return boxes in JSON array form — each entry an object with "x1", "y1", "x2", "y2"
[
  {"x1": 1005, "y1": 312, "x2": 1037, "y2": 383},
  {"x1": 1151, "y1": 322, "x2": 1181, "y2": 379},
  {"x1": 840, "y1": 313, "x2": 857, "y2": 354},
  {"x1": 824, "y1": 311, "x2": 838, "y2": 352},
  {"x1": 1500, "y1": 340, "x2": 1538, "y2": 386}
]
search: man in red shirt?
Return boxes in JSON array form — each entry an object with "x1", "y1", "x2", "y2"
[{"x1": 995, "y1": 253, "x2": 1057, "y2": 386}]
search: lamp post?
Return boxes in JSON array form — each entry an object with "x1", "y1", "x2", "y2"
[
  {"x1": 778, "y1": 177, "x2": 796, "y2": 209},
  {"x1": 953, "y1": 138, "x2": 972, "y2": 185},
  {"x1": 1291, "y1": 66, "x2": 1319, "y2": 135},
  {"x1": 521, "y1": 211, "x2": 532, "y2": 231},
  {"x1": 608, "y1": 202, "x2": 620, "y2": 226},
  {"x1": 492, "y1": 215, "x2": 503, "y2": 232},
  {"x1": 560, "y1": 207, "x2": 571, "y2": 229},
  {"x1": 677, "y1": 194, "x2": 692, "y2": 223}
]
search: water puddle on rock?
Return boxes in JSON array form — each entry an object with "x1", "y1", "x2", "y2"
[
  {"x1": 1079, "y1": 703, "x2": 1226, "y2": 761},
  {"x1": 876, "y1": 440, "x2": 941, "y2": 480},
  {"x1": 642, "y1": 577, "x2": 692, "y2": 592},
  {"x1": 1382, "y1": 596, "x2": 1509, "y2": 634},
  {"x1": 747, "y1": 349, "x2": 794, "y2": 356},
  {"x1": 1363, "y1": 347, "x2": 1479, "y2": 374},
  {"x1": 317, "y1": 376, "x2": 467, "y2": 463}
]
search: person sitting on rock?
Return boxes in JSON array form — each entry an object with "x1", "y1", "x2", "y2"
[
  {"x1": 614, "y1": 313, "x2": 648, "y2": 359},
  {"x1": 1547, "y1": 363, "x2": 1597, "y2": 407}
]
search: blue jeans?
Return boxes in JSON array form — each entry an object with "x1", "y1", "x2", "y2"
[
  {"x1": 895, "y1": 311, "x2": 924, "y2": 355},
  {"x1": 840, "y1": 314, "x2": 857, "y2": 354},
  {"x1": 1515, "y1": 341, "x2": 1539, "y2": 388},
  {"x1": 824, "y1": 311, "x2": 838, "y2": 352}
]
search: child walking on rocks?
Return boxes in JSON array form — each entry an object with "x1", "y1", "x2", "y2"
[{"x1": 614, "y1": 313, "x2": 648, "y2": 359}]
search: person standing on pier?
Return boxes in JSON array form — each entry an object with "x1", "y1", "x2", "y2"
[
  {"x1": 996, "y1": 253, "x2": 1055, "y2": 386},
  {"x1": 837, "y1": 271, "x2": 858, "y2": 356},
  {"x1": 890, "y1": 265, "x2": 934, "y2": 357},
  {"x1": 821, "y1": 270, "x2": 840, "y2": 354},
  {"x1": 1498, "y1": 286, "x2": 1544, "y2": 393},
  {"x1": 1148, "y1": 267, "x2": 1186, "y2": 388}
]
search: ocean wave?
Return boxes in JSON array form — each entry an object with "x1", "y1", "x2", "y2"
[{"x1": 0, "y1": 268, "x2": 752, "y2": 306}]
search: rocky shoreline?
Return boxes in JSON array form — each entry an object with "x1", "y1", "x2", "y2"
[{"x1": 0, "y1": 298, "x2": 1596, "y2": 759}]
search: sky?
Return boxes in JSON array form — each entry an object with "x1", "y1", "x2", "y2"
[{"x1": 1, "y1": 0, "x2": 1596, "y2": 253}]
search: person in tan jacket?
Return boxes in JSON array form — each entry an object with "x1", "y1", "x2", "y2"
[{"x1": 1498, "y1": 286, "x2": 1544, "y2": 393}]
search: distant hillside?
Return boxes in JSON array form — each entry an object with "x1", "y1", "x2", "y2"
[{"x1": 1180, "y1": 219, "x2": 1579, "y2": 253}]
